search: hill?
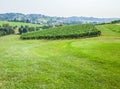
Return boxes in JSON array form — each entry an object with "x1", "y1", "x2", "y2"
[
  {"x1": 0, "y1": 13, "x2": 120, "y2": 24},
  {"x1": 0, "y1": 24, "x2": 120, "y2": 89},
  {"x1": 0, "y1": 21, "x2": 42, "y2": 27},
  {"x1": 0, "y1": 21, "x2": 44, "y2": 36}
]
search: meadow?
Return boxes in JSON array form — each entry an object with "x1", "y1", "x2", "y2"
[
  {"x1": 0, "y1": 24, "x2": 120, "y2": 89},
  {"x1": 0, "y1": 21, "x2": 42, "y2": 27}
]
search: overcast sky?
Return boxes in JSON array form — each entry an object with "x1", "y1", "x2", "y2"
[{"x1": 0, "y1": 0, "x2": 120, "y2": 18}]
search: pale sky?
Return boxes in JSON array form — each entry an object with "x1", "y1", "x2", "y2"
[{"x1": 0, "y1": 0, "x2": 120, "y2": 18}]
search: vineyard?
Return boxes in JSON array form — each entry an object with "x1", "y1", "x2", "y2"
[{"x1": 21, "y1": 24, "x2": 101, "y2": 39}]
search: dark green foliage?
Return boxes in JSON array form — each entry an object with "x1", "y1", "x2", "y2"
[
  {"x1": 41, "y1": 25, "x2": 53, "y2": 29},
  {"x1": 22, "y1": 28, "x2": 28, "y2": 33},
  {"x1": 18, "y1": 25, "x2": 40, "y2": 34},
  {"x1": 29, "y1": 27, "x2": 36, "y2": 32},
  {"x1": 111, "y1": 20, "x2": 120, "y2": 24},
  {"x1": 21, "y1": 24, "x2": 101, "y2": 39},
  {"x1": 18, "y1": 28, "x2": 23, "y2": 35},
  {"x1": 0, "y1": 24, "x2": 15, "y2": 36}
]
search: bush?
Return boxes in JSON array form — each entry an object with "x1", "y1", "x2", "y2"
[{"x1": 0, "y1": 24, "x2": 15, "y2": 36}]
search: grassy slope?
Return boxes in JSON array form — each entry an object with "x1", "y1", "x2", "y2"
[
  {"x1": 0, "y1": 21, "x2": 42, "y2": 27},
  {"x1": 0, "y1": 24, "x2": 120, "y2": 89},
  {"x1": 0, "y1": 21, "x2": 43, "y2": 34}
]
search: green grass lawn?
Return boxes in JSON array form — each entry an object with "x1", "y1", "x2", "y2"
[{"x1": 0, "y1": 24, "x2": 120, "y2": 89}]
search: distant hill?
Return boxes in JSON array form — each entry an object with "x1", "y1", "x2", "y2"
[
  {"x1": 111, "y1": 20, "x2": 120, "y2": 24},
  {"x1": 0, "y1": 13, "x2": 120, "y2": 25}
]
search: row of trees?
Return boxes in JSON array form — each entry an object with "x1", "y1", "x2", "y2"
[
  {"x1": 0, "y1": 24, "x2": 52, "y2": 36},
  {"x1": 111, "y1": 20, "x2": 120, "y2": 24},
  {"x1": 0, "y1": 23, "x2": 55, "y2": 36},
  {"x1": 0, "y1": 24, "x2": 41, "y2": 36},
  {"x1": 18, "y1": 25, "x2": 54, "y2": 34},
  {"x1": 97, "y1": 20, "x2": 120, "y2": 25},
  {"x1": 18, "y1": 26, "x2": 40, "y2": 34},
  {"x1": 0, "y1": 24, "x2": 15, "y2": 36},
  {"x1": 0, "y1": 24, "x2": 38, "y2": 36},
  {"x1": 9, "y1": 19, "x2": 31, "y2": 23}
]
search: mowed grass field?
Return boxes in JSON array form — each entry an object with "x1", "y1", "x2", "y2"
[{"x1": 0, "y1": 24, "x2": 120, "y2": 89}]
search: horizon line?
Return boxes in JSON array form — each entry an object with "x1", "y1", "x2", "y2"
[{"x1": 0, "y1": 12, "x2": 120, "y2": 19}]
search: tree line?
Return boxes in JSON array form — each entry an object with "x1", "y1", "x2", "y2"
[
  {"x1": 0, "y1": 23, "x2": 41, "y2": 36},
  {"x1": 18, "y1": 26, "x2": 40, "y2": 34},
  {"x1": 0, "y1": 24, "x2": 15, "y2": 36},
  {"x1": 0, "y1": 23, "x2": 58, "y2": 37},
  {"x1": 111, "y1": 20, "x2": 120, "y2": 24}
]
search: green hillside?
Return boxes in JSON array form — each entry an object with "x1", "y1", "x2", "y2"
[
  {"x1": 0, "y1": 24, "x2": 120, "y2": 89},
  {"x1": 96, "y1": 24, "x2": 120, "y2": 37},
  {"x1": 0, "y1": 21, "x2": 42, "y2": 27},
  {"x1": 103, "y1": 24, "x2": 120, "y2": 33},
  {"x1": 21, "y1": 24, "x2": 101, "y2": 39},
  {"x1": 0, "y1": 21, "x2": 44, "y2": 35}
]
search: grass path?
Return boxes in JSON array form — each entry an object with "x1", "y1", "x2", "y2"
[{"x1": 0, "y1": 25, "x2": 120, "y2": 89}]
